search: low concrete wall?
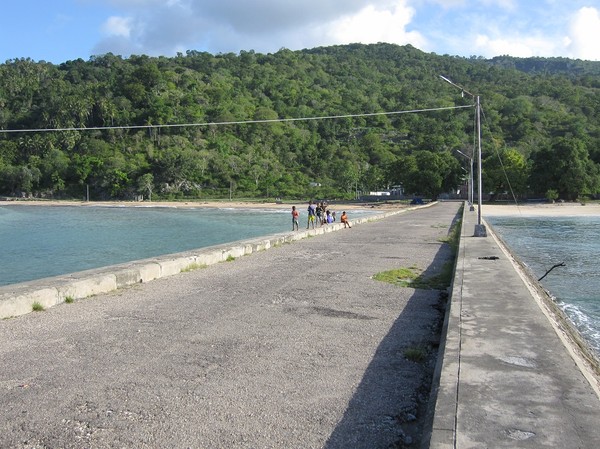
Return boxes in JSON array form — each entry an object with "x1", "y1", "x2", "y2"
[
  {"x1": 422, "y1": 203, "x2": 600, "y2": 449},
  {"x1": 420, "y1": 203, "x2": 467, "y2": 449},
  {"x1": 2, "y1": 207, "x2": 434, "y2": 319}
]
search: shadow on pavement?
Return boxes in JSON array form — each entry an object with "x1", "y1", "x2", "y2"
[{"x1": 323, "y1": 240, "x2": 455, "y2": 449}]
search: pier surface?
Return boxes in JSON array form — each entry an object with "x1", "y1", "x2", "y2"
[{"x1": 1, "y1": 202, "x2": 599, "y2": 448}]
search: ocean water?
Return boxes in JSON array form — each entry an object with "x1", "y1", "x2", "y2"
[
  {"x1": 0, "y1": 205, "x2": 372, "y2": 287},
  {"x1": 486, "y1": 215, "x2": 600, "y2": 357}
]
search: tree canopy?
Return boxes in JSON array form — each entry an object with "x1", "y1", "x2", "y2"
[{"x1": 1, "y1": 43, "x2": 599, "y2": 201}]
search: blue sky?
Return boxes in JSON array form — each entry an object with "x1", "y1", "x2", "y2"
[{"x1": 1, "y1": 0, "x2": 599, "y2": 64}]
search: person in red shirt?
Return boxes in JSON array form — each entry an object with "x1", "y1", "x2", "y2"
[{"x1": 291, "y1": 205, "x2": 300, "y2": 231}]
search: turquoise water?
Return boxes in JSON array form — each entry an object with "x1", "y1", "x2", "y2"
[
  {"x1": 0, "y1": 205, "x2": 371, "y2": 287},
  {"x1": 486, "y1": 215, "x2": 600, "y2": 356}
]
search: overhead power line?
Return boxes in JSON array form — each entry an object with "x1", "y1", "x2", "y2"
[{"x1": 0, "y1": 105, "x2": 473, "y2": 134}]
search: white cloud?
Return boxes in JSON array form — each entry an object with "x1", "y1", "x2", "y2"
[
  {"x1": 474, "y1": 33, "x2": 556, "y2": 58},
  {"x1": 92, "y1": 1, "x2": 425, "y2": 57},
  {"x1": 86, "y1": 0, "x2": 600, "y2": 61},
  {"x1": 565, "y1": 7, "x2": 600, "y2": 60},
  {"x1": 455, "y1": 4, "x2": 600, "y2": 61},
  {"x1": 322, "y1": 1, "x2": 426, "y2": 48},
  {"x1": 102, "y1": 16, "x2": 132, "y2": 38}
]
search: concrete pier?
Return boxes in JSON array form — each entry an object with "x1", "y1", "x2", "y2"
[{"x1": 1, "y1": 202, "x2": 599, "y2": 448}]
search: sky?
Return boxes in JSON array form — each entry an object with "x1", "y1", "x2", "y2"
[{"x1": 1, "y1": 0, "x2": 599, "y2": 64}]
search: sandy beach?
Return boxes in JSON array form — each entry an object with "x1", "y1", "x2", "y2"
[
  {"x1": 483, "y1": 202, "x2": 600, "y2": 217},
  {"x1": 6, "y1": 199, "x2": 600, "y2": 216},
  {"x1": 0, "y1": 198, "x2": 406, "y2": 211}
]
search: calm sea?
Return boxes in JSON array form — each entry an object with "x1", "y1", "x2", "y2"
[
  {"x1": 0, "y1": 205, "x2": 373, "y2": 287},
  {"x1": 486, "y1": 215, "x2": 600, "y2": 357}
]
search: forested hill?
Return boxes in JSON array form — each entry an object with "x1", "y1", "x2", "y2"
[
  {"x1": 1, "y1": 43, "x2": 599, "y2": 201},
  {"x1": 488, "y1": 55, "x2": 600, "y2": 80}
]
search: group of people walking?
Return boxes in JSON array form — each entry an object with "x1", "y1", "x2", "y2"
[{"x1": 291, "y1": 201, "x2": 351, "y2": 231}]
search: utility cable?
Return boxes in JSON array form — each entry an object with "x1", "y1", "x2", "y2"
[{"x1": 0, "y1": 104, "x2": 473, "y2": 134}]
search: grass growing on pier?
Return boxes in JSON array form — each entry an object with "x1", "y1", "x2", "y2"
[
  {"x1": 373, "y1": 265, "x2": 452, "y2": 290},
  {"x1": 404, "y1": 345, "x2": 428, "y2": 363},
  {"x1": 439, "y1": 214, "x2": 462, "y2": 253},
  {"x1": 373, "y1": 266, "x2": 420, "y2": 287},
  {"x1": 374, "y1": 209, "x2": 461, "y2": 291},
  {"x1": 182, "y1": 262, "x2": 208, "y2": 272},
  {"x1": 31, "y1": 302, "x2": 45, "y2": 312}
]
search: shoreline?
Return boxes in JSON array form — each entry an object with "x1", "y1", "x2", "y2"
[
  {"x1": 483, "y1": 202, "x2": 600, "y2": 217},
  {"x1": 4, "y1": 199, "x2": 600, "y2": 215}
]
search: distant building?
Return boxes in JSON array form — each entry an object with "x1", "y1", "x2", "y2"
[{"x1": 360, "y1": 185, "x2": 404, "y2": 202}]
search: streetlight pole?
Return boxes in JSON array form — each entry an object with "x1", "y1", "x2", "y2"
[
  {"x1": 455, "y1": 149, "x2": 474, "y2": 209},
  {"x1": 440, "y1": 75, "x2": 487, "y2": 237},
  {"x1": 475, "y1": 95, "x2": 486, "y2": 236}
]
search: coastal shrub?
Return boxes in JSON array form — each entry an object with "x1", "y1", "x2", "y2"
[
  {"x1": 546, "y1": 189, "x2": 559, "y2": 203},
  {"x1": 226, "y1": 255, "x2": 236, "y2": 262},
  {"x1": 64, "y1": 296, "x2": 74, "y2": 304}
]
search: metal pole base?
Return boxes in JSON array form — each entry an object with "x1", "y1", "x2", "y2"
[{"x1": 474, "y1": 224, "x2": 487, "y2": 237}]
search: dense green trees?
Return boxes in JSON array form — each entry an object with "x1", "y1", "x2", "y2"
[
  {"x1": 529, "y1": 138, "x2": 600, "y2": 201},
  {"x1": 386, "y1": 151, "x2": 461, "y2": 200},
  {"x1": 0, "y1": 44, "x2": 599, "y2": 201},
  {"x1": 483, "y1": 148, "x2": 529, "y2": 199}
]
